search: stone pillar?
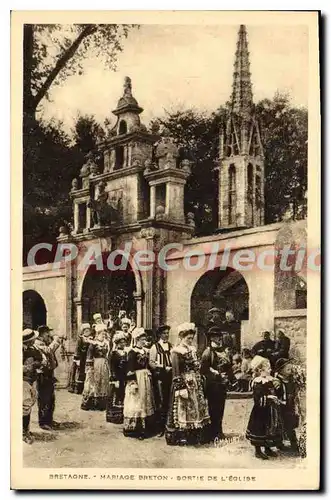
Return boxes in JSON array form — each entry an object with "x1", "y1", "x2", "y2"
[
  {"x1": 165, "y1": 181, "x2": 185, "y2": 223},
  {"x1": 124, "y1": 145, "x2": 128, "y2": 167},
  {"x1": 165, "y1": 183, "x2": 170, "y2": 216},
  {"x1": 140, "y1": 228, "x2": 158, "y2": 329},
  {"x1": 133, "y1": 291, "x2": 143, "y2": 327},
  {"x1": 260, "y1": 173, "x2": 265, "y2": 225},
  {"x1": 128, "y1": 144, "x2": 132, "y2": 168},
  {"x1": 150, "y1": 185, "x2": 156, "y2": 218},
  {"x1": 73, "y1": 201, "x2": 79, "y2": 233},
  {"x1": 252, "y1": 163, "x2": 256, "y2": 227},
  {"x1": 85, "y1": 201, "x2": 91, "y2": 232},
  {"x1": 74, "y1": 298, "x2": 83, "y2": 334},
  {"x1": 236, "y1": 158, "x2": 246, "y2": 227},
  {"x1": 64, "y1": 261, "x2": 72, "y2": 341}
]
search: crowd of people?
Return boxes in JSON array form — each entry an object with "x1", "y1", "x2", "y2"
[{"x1": 22, "y1": 307, "x2": 305, "y2": 461}]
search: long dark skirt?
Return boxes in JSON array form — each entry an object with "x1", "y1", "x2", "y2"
[
  {"x1": 106, "y1": 381, "x2": 125, "y2": 424},
  {"x1": 68, "y1": 360, "x2": 86, "y2": 394},
  {"x1": 246, "y1": 403, "x2": 283, "y2": 447}
]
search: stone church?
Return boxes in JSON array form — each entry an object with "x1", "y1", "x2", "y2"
[{"x1": 23, "y1": 25, "x2": 307, "y2": 379}]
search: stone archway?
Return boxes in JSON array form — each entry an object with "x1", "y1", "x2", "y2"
[
  {"x1": 190, "y1": 267, "x2": 249, "y2": 353},
  {"x1": 80, "y1": 253, "x2": 140, "y2": 325},
  {"x1": 23, "y1": 290, "x2": 47, "y2": 329}
]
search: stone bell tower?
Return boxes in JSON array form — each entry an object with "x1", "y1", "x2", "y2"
[{"x1": 216, "y1": 25, "x2": 265, "y2": 230}]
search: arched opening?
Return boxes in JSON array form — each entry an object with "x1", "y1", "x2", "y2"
[
  {"x1": 118, "y1": 120, "x2": 127, "y2": 135},
  {"x1": 190, "y1": 267, "x2": 249, "y2": 354},
  {"x1": 23, "y1": 290, "x2": 47, "y2": 329},
  {"x1": 228, "y1": 164, "x2": 236, "y2": 225},
  {"x1": 81, "y1": 253, "x2": 137, "y2": 324},
  {"x1": 114, "y1": 146, "x2": 124, "y2": 170}
]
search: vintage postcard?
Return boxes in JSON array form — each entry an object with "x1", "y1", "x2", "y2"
[{"x1": 11, "y1": 10, "x2": 320, "y2": 490}]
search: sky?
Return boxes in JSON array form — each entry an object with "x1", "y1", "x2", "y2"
[{"x1": 40, "y1": 24, "x2": 309, "y2": 133}]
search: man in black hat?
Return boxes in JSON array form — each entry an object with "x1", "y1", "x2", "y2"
[
  {"x1": 273, "y1": 329, "x2": 291, "y2": 361},
  {"x1": 201, "y1": 326, "x2": 233, "y2": 441},
  {"x1": 220, "y1": 310, "x2": 241, "y2": 351},
  {"x1": 35, "y1": 325, "x2": 61, "y2": 430},
  {"x1": 252, "y1": 330, "x2": 275, "y2": 361},
  {"x1": 22, "y1": 328, "x2": 43, "y2": 444},
  {"x1": 149, "y1": 324, "x2": 172, "y2": 436},
  {"x1": 274, "y1": 358, "x2": 300, "y2": 454}
]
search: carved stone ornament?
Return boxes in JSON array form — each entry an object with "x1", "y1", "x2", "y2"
[
  {"x1": 59, "y1": 225, "x2": 69, "y2": 237},
  {"x1": 71, "y1": 178, "x2": 79, "y2": 191},
  {"x1": 155, "y1": 135, "x2": 179, "y2": 170},
  {"x1": 155, "y1": 205, "x2": 165, "y2": 220},
  {"x1": 140, "y1": 227, "x2": 160, "y2": 240},
  {"x1": 180, "y1": 158, "x2": 192, "y2": 174},
  {"x1": 186, "y1": 212, "x2": 196, "y2": 228}
]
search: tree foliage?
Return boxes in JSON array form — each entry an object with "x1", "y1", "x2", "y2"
[
  {"x1": 152, "y1": 94, "x2": 307, "y2": 232},
  {"x1": 23, "y1": 24, "x2": 135, "y2": 120},
  {"x1": 23, "y1": 23, "x2": 136, "y2": 263},
  {"x1": 255, "y1": 93, "x2": 308, "y2": 222}
]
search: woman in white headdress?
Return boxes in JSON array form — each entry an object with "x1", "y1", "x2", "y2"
[
  {"x1": 165, "y1": 322, "x2": 210, "y2": 446},
  {"x1": 106, "y1": 331, "x2": 128, "y2": 424},
  {"x1": 123, "y1": 327, "x2": 155, "y2": 439},
  {"x1": 81, "y1": 324, "x2": 110, "y2": 411}
]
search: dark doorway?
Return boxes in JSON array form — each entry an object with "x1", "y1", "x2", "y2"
[
  {"x1": 81, "y1": 254, "x2": 136, "y2": 323},
  {"x1": 190, "y1": 267, "x2": 249, "y2": 354},
  {"x1": 23, "y1": 290, "x2": 47, "y2": 329}
]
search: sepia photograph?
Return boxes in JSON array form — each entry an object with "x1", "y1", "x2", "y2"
[{"x1": 11, "y1": 10, "x2": 320, "y2": 490}]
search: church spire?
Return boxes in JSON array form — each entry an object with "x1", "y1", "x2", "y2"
[{"x1": 231, "y1": 25, "x2": 253, "y2": 116}]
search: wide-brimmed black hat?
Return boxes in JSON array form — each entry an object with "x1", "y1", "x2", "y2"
[
  {"x1": 38, "y1": 325, "x2": 54, "y2": 335},
  {"x1": 274, "y1": 358, "x2": 291, "y2": 373},
  {"x1": 206, "y1": 326, "x2": 223, "y2": 338},
  {"x1": 157, "y1": 324, "x2": 170, "y2": 336}
]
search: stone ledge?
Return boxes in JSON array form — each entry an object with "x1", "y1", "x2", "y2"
[
  {"x1": 227, "y1": 391, "x2": 252, "y2": 399},
  {"x1": 274, "y1": 309, "x2": 307, "y2": 318}
]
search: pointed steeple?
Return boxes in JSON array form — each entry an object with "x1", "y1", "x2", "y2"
[
  {"x1": 231, "y1": 25, "x2": 253, "y2": 116},
  {"x1": 215, "y1": 25, "x2": 265, "y2": 231}
]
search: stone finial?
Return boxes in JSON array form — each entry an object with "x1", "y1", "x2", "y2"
[
  {"x1": 123, "y1": 76, "x2": 132, "y2": 96},
  {"x1": 80, "y1": 152, "x2": 97, "y2": 178},
  {"x1": 59, "y1": 225, "x2": 68, "y2": 237},
  {"x1": 186, "y1": 212, "x2": 196, "y2": 228},
  {"x1": 144, "y1": 158, "x2": 157, "y2": 174},
  {"x1": 180, "y1": 159, "x2": 192, "y2": 174},
  {"x1": 71, "y1": 178, "x2": 79, "y2": 191},
  {"x1": 80, "y1": 163, "x2": 90, "y2": 178},
  {"x1": 155, "y1": 205, "x2": 165, "y2": 220},
  {"x1": 155, "y1": 135, "x2": 179, "y2": 170},
  {"x1": 89, "y1": 162, "x2": 100, "y2": 177},
  {"x1": 98, "y1": 180, "x2": 107, "y2": 193}
]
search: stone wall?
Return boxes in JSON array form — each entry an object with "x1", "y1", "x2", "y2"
[
  {"x1": 164, "y1": 224, "x2": 281, "y2": 347},
  {"x1": 23, "y1": 264, "x2": 71, "y2": 387},
  {"x1": 274, "y1": 310, "x2": 307, "y2": 362}
]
